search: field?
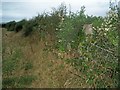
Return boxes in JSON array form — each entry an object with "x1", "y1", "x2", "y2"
[{"x1": 2, "y1": 3, "x2": 119, "y2": 88}]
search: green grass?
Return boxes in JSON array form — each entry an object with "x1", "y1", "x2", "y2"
[
  {"x1": 24, "y1": 61, "x2": 33, "y2": 70},
  {"x1": 2, "y1": 48, "x2": 36, "y2": 88},
  {"x1": 3, "y1": 75, "x2": 36, "y2": 88},
  {"x1": 18, "y1": 75, "x2": 36, "y2": 87},
  {"x1": 3, "y1": 49, "x2": 22, "y2": 74},
  {"x1": 2, "y1": 77, "x2": 18, "y2": 88}
]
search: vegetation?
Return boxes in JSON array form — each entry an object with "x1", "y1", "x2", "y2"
[
  {"x1": 5, "y1": 21, "x2": 16, "y2": 31},
  {"x1": 2, "y1": 2, "x2": 119, "y2": 88},
  {"x1": 3, "y1": 75, "x2": 35, "y2": 88},
  {"x1": 2, "y1": 47, "x2": 35, "y2": 88},
  {"x1": 14, "y1": 19, "x2": 27, "y2": 32}
]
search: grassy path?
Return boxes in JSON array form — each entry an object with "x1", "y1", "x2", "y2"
[{"x1": 2, "y1": 29, "x2": 83, "y2": 88}]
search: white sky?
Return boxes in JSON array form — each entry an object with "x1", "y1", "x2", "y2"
[{"x1": 1, "y1": 0, "x2": 119, "y2": 23}]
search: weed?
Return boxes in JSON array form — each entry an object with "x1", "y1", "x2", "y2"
[
  {"x1": 2, "y1": 75, "x2": 36, "y2": 88},
  {"x1": 3, "y1": 49, "x2": 22, "y2": 74},
  {"x1": 18, "y1": 75, "x2": 36, "y2": 86},
  {"x1": 2, "y1": 77, "x2": 18, "y2": 88},
  {"x1": 24, "y1": 62, "x2": 33, "y2": 70}
]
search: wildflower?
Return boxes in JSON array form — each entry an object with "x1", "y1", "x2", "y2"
[
  {"x1": 58, "y1": 53, "x2": 61, "y2": 57},
  {"x1": 110, "y1": 18, "x2": 113, "y2": 21},
  {"x1": 109, "y1": 25, "x2": 112, "y2": 28},
  {"x1": 105, "y1": 28, "x2": 109, "y2": 31},
  {"x1": 92, "y1": 26, "x2": 95, "y2": 29},
  {"x1": 67, "y1": 43, "x2": 71, "y2": 51},
  {"x1": 102, "y1": 23, "x2": 104, "y2": 26},
  {"x1": 108, "y1": 21, "x2": 111, "y2": 24},
  {"x1": 56, "y1": 28, "x2": 58, "y2": 31},
  {"x1": 90, "y1": 69, "x2": 93, "y2": 71},
  {"x1": 59, "y1": 28, "x2": 62, "y2": 31},
  {"x1": 58, "y1": 39, "x2": 62, "y2": 42},
  {"x1": 105, "y1": 25, "x2": 107, "y2": 27},
  {"x1": 98, "y1": 28, "x2": 101, "y2": 30},
  {"x1": 104, "y1": 19, "x2": 108, "y2": 22},
  {"x1": 61, "y1": 17, "x2": 64, "y2": 21},
  {"x1": 96, "y1": 26, "x2": 99, "y2": 29},
  {"x1": 72, "y1": 41, "x2": 75, "y2": 43},
  {"x1": 114, "y1": 13, "x2": 118, "y2": 17},
  {"x1": 104, "y1": 33, "x2": 107, "y2": 35}
]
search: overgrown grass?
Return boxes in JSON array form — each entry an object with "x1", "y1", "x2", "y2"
[
  {"x1": 24, "y1": 61, "x2": 33, "y2": 70},
  {"x1": 2, "y1": 48, "x2": 35, "y2": 88},
  {"x1": 3, "y1": 75, "x2": 36, "y2": 88},
  {"x1": 3, "y1": 49, "x2": 22, "y2": 74}
]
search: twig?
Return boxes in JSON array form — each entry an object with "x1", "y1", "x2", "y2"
[
  {"x1": 64, "y1": 78, "x2": 73, "y2": 87},
  {"x1": 29, "y1": 42, "x2": 34, "y2": 53},
  {"x1": 91, "y1": 43, "x2": 118, "y2": 58},
  {"x1": 68, "y1": 70, "x2": 81, "y2": 78}
]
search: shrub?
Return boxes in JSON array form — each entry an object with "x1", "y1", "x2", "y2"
[
  {"x1": 1, "y1": 23, "x2": 6, "y2": 28},
  {"x1": 15, "y1": 19, "x2": 27, "y2": 32},
  {"x1": 6, "y1": 21, "x2": 16, "y2": 31},
  {"x1": 23, "y1": 19, "x2": 37, "y2": 36},
  {"x1": 56, "y1": 6, "x2": 86, "y2": 51}
]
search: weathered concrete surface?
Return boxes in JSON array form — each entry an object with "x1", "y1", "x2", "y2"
[{"x1": 83, "y1": 24, "x2": 93, "y2": 35}]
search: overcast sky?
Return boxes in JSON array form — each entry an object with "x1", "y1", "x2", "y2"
[{"x1": 1, "y1": 0, "x2": 119, "y2": 23}]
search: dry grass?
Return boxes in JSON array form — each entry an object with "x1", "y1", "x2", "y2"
[{"x1": 2, "y1": 29, "x2": 86, "y2": 88}]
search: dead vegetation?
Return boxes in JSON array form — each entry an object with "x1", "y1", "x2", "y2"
[{"x1": 2, "y1": 29, "x2": 86, "y2": 88}]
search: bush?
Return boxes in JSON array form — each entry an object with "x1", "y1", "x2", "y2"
[
  {"x1": 56, "y1": 6, "x2": 86, "y2": 51},
  {"x1": 23, "y1": 19, "x2": 37, "y2": 36},
  {"x1": 6, "y1": 21, "x2": 16, "y2": 31},
  {"x1": 1, "y1": 23, "x2": 6, "y2": 28},
  {"x1": 3, "y1": 75, "x2": 35, "y2": 88},
  {"x1": 15, "y1": 19, "x2": 27, "y2": 32}
]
